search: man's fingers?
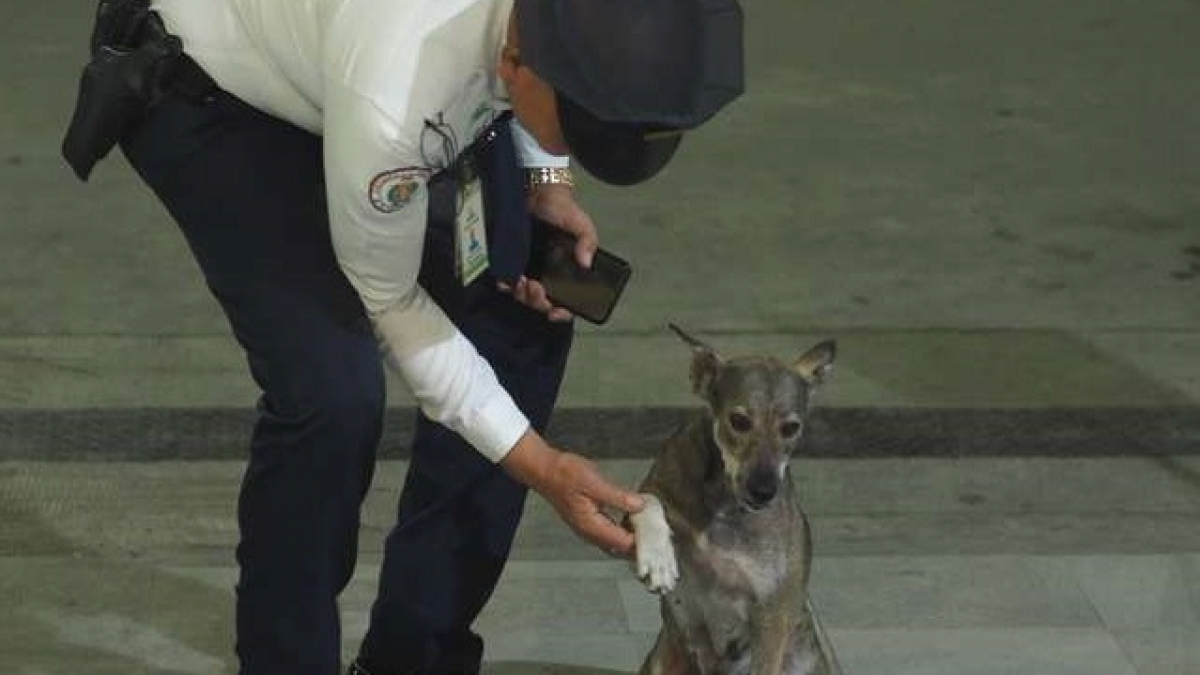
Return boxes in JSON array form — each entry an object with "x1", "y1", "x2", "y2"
[
  {"x1": 515, "y1": 278, "x2": 547, "y2": 312},
  {"x1": 522, "y1": 278, "x2": 573, "y2": 320},
  {"x1": 503, "y1": 277, "x2": 574, "y2": 321},
  {"x1": 522, "y1": 278, "x2": 551, "y2": 310},
  {"x1": 577, "y1": 511, "x2": 637, "y2": 554},
  {"x1": 585, "y1": 474, "x2": 645, "y2": 515}
]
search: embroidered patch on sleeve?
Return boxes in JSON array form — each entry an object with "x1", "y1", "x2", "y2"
[{"x1": 368, "y1": 168, "x2": 430, "y2": 213}]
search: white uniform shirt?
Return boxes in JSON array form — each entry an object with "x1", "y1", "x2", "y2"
[{"x1": 153, "y1": 0, "x2": 568, "y2": 462}]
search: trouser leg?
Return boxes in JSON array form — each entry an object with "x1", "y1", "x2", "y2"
[
  {"x1": 357, "y1": 245, "x2": 574, "y2": 674},
  {"x1": 121, "y1": 90, "x2": 385, "y2": 675}
]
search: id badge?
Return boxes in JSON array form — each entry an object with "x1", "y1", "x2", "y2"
[{"x1": 454, "y1": 155, "x2": 490, "y2": 286}]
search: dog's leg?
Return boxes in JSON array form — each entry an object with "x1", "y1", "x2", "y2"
[
  {"x1": 630, "y1": 493, "x2": 679, "y2": 594},
  {"x1": 783, "y1": 601, "x2": 833, "y2": 675},
  {"x1": 639, "y1": 627, "x2": 695, "y2": 675},
  {"x1": 750, "y1": 606, "x2": 791, "y2": 675}
]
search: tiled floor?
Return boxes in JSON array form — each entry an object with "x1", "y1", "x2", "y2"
[{"x1": 2, "y1": 458, "x2": 1197, "y2": 674}]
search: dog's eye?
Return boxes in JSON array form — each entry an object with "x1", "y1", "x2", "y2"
[
  {"x1": 728, "y1": 412, "x2": 753, "y2": 433},
  {"x1": 779, "y1": 421, "x2": 802, "y2": 439}
]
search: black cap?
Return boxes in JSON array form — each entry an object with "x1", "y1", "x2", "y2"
[{"x1": 516, "y1": 0, "x2": 744, "y2": 185}]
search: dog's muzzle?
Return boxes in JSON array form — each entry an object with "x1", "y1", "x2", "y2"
[{"x1": 742, "y1": 466, "x2": 780, "y2": 511}]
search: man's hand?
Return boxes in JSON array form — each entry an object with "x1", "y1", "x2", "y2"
[
  {"x1": 498, "y1": 276, "x2": 573, "y2": 322},
  {"x1": 501, "y1": 428, "x2": 645, "y2": 556},
  {"x1": 526, "y1": 182, "x2": 598, "y2": 269},
  {"x1": 536, "y1": 450, "x2": 643, "y2": 556},
  {"x1": 499, "y1": 182, "x2": 599, "y2": 321}
]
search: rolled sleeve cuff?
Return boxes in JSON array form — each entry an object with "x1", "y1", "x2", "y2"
[
  {"x1": 510, "y1": 117, "x2": 570, "y2": 168},
  {"x1": 373, "y1": 299, "x2": 531, "y2": 464},
  {"x1": 463, "y1": 392, "x2": 531, "y2": 463}
]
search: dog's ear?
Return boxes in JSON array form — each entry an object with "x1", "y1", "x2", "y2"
[
  {"x1": 793, "y1": 340, "x2": 836, "y2": 386},
  {"x1": 669, "y1": 323, "x2": 723, "y2": 400}
]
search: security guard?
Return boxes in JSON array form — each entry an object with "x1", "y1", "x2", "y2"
[{"x1": 63, "y1": 0, "x2": 742, "y2": 673}]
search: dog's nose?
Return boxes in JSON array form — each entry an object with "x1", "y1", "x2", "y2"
[{"x1": 746, "y1": 477, "x2": 778, "y2": 506}]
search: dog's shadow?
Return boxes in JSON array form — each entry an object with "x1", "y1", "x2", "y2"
[{"x1": 485, "y1": 662, "x2": 630, "y2": 675}]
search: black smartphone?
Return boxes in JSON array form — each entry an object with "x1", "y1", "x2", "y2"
[{"x1": 526, "y1": 218, "x2": 632, "y2": 324}]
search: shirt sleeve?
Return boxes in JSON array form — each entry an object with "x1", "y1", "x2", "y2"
[
  {"x1": 322, "y1": 82, "x2": 531, "y2": 462},
  {"x1": 510, "y1": 116, "x2": 570, "y2": 168}
]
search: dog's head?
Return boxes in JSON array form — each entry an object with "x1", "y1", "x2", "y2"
[{"x1": 670, "y1": 324, "x2": 836, "y2": 511}]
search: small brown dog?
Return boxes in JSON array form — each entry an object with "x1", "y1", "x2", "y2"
[{"x1": 629, "y1": 325, "x2": 836, "y2": 675}]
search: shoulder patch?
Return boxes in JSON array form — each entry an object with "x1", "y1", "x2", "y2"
[{"x1": 368, "y1": 168, "x2": 430, "y2": 213}]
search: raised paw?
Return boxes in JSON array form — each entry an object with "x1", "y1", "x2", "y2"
[
  {"x1": 629, "y1": 494, "x2": 678, "y2": 594},
  {"x1": 636, "y1": 528, "x2": 678, "y2": 594}
]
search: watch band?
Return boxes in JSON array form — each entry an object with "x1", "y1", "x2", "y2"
[{"x1": 526, "y1": 166, "x2": 575, "y2": 191}]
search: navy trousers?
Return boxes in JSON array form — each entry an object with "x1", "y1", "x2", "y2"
[{"x1": 120, "y1": 87, "x2": 573, "y2": 675}]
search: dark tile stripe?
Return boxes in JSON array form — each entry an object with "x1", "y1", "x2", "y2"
[{"x1": 1, "y1": 407, "x2": 1197, "y2": 460}]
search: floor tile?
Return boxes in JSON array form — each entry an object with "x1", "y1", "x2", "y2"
[
  {"x1": 809, "y1": 556, "x2": 1099, "y2": 630},
  {"x1": 476, "y1": 576, "x2": 629, "y2": 635},
  {"x1": 1112, "y1": 625, "x2": 1200, "y2": 675},
  {"x1": 479, "y1": 632, "x2": 657, "y2": 671},
  {"x1": 1052, "y1": 555, "x2": 1200, "y2": 629},
  {"x1": 482, "y1": 663, "x2": 632, "y2": 675},
  {"x1": 830, "y1": 627, "x2": 1139, "y2": 675},
  {"x1": 616, "y1": 578, "x2": 661, "y2": 634}
]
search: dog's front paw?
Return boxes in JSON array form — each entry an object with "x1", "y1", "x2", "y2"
[
  {"x1": 637, "y1": 531, "x2": 678, "y2": 594},
  {"x1": 630, "y1": 494, "x2": 678, "y2": 594}
]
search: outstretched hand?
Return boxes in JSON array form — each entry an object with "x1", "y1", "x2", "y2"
[
  {"x1": 537, "y1": 450, "x2": 644, "y2": 555},
  {"x1": 500, "y1": 429, "x2": 644, "y2": 556}
]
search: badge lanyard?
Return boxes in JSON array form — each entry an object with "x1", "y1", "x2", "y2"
[
  {"x1": 454, "y1": 152, "x2": 489, "y2": 286},
  {"x1": 422, "y1": 115, "x2": 491, "y2": 286}
]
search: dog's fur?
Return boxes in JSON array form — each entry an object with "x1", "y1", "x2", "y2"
[{"x1": 629, "y1": 325, "x2": 836, "y2": 675}]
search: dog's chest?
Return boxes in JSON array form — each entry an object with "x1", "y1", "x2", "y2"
[
  {"x1": 668, "y1": 510, "x2": 792, "y2": 651},
  {"x1": 668, "y1": 568, "x2": 755, "y2": 672},
  {"x1": 690, "y1": 515, "x2": 788, "y2": 601}
]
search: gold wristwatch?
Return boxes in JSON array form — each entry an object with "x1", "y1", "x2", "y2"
[{"x1": 525, "y1": 166, "x2": 575, "y2": 191}]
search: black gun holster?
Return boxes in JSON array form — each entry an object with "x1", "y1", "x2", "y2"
[{"x1": 62, "y1": 0, "x2": 193, "y2": 181}]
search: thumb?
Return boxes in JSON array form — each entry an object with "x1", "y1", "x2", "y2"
[
  {"x1": 574, "y1": 234, "x2": 596, "y2": 270},
  {"x1": 563, "y1": 210, "x2": 598, "y2": 269}
]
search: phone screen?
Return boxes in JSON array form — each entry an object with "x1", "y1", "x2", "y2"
[{"x1": 527, "y1": 221, "x2": 632, "y2": 324}]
